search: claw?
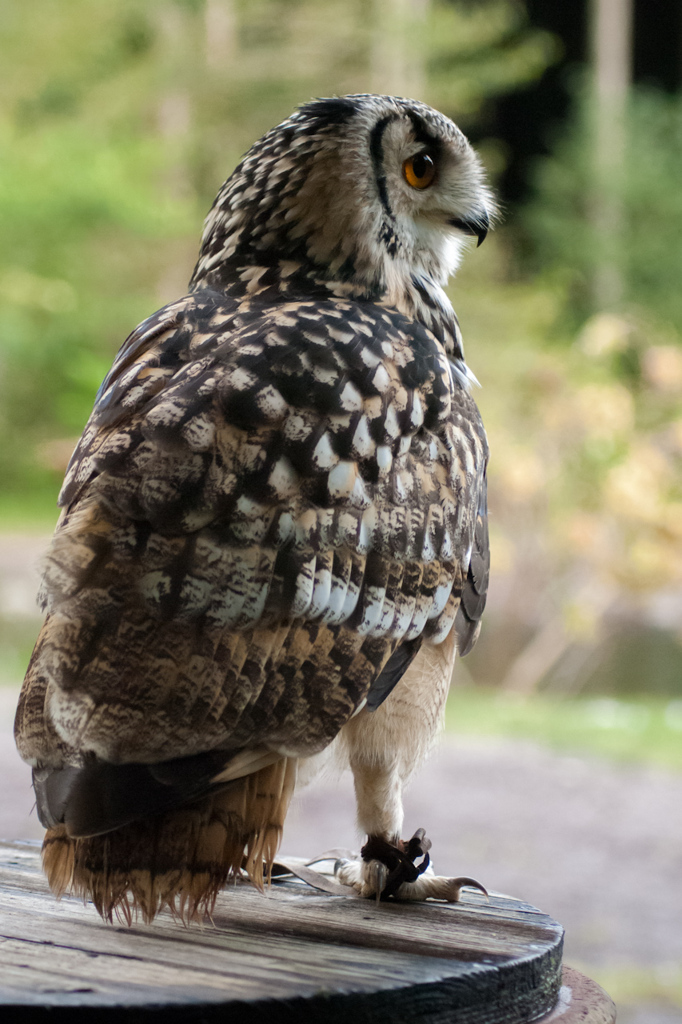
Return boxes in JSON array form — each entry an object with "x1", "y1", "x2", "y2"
[
  {"x1": 341, "y1": 831, "x2": 488, "y2": 904},
  {"x1": 369, "y1": 860, "x2": 389, "y2": 902},
  {"x1": 450, "y1": 876, "x2": 489, "y2": 901}
]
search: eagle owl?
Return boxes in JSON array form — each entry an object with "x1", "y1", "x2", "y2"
[{"x1": 15, "y1": 95, "x2": 492, "y2": 922}]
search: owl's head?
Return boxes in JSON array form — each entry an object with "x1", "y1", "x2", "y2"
[{"x1": 192, "y1": 94, "x2": 494, "y2": 302}]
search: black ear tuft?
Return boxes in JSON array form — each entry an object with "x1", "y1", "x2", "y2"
[{"x1": 297, "y1": 97, "x2": 357, "y2": 133}]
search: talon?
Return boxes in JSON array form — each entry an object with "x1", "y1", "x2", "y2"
[
  {"x1": 450, "y1": 876, "x2": 489, "y2": 901},
  {"x1": 353, "y1": 832, "x2": 488, "y2": 904},
  {"x1": 370, "y1": 860, "x2": 389, "y2": 902}
]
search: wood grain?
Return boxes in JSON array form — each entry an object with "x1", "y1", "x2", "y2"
[
  {"x1": 0, "y1": 840, "x2": 564, "y2": 1023},
  {"x1": 538, "y1": 966, "x2": 616, "y2": 1024}
]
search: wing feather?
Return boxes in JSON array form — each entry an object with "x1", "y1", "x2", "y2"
[
  {"x1": 454, "y1": 472, "x2": 490, "y2": 656},
  {"x1": 17, "y1": 289, "x2": 489, "y2": 806}
]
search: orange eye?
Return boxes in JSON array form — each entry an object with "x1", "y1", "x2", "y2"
[{"x1": 402, "y1": 152, "x2": 436, "y2": 189}]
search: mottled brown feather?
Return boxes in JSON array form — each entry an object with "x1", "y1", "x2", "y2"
[{"x1": 15, "y1": 94, "x2": 491, "y2": 921}]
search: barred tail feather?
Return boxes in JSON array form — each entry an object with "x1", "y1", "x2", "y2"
[{"x1": 42, "y1": 757, "x2": 297, "y2": 924}]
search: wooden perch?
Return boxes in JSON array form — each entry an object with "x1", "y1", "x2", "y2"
[{"x1": 0, "y1": 840, "x2": 614, "y2": 1023}]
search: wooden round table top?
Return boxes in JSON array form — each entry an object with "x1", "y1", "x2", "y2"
[{"x1": 0, "y1": 840, "x2": 614, "y2": 1023}]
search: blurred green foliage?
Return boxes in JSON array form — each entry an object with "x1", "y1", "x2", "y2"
[
  {"x1": 488, "y1": 79, "x2": 682, "y2": 698},
  {"x1": 446, "y1": 685, "x2": 682, "y2": 771},
  {"x1": 454, "y1": 233, "x2": 682, "y2": 697},
  {"x1": 526, "y1": 84, "x2": 682, "y2": 332}
]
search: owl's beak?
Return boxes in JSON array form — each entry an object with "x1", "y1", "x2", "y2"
[{"x1": 449, "y1": 208, "x2": 489, "y2": 247}]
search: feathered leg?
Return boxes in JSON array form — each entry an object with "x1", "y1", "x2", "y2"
[{"x1": 336, "y1": 631, "x2": 486, "y2": 901}]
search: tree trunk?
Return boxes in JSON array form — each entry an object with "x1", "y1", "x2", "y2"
[
  {"x1": 156, "y1": 3, "x2": 193, "y2": 201},
  {"x1": 589, "y1": 0, "x2": 633, "y2": 309},
  {"x1": 371, "y1": 0, "x2": 428, "y2": 100},
  {"x1": 205, "y1": 0, "x2": 236, "y2": 71}
]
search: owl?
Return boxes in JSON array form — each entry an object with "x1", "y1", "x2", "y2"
[{"x1": 15, "y1": 94, "x2": 492, "y2": 923}]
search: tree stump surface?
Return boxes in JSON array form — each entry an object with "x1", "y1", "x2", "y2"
[{"x1": 0, "y1": 840, "x2": 613, "y2": 1023}]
